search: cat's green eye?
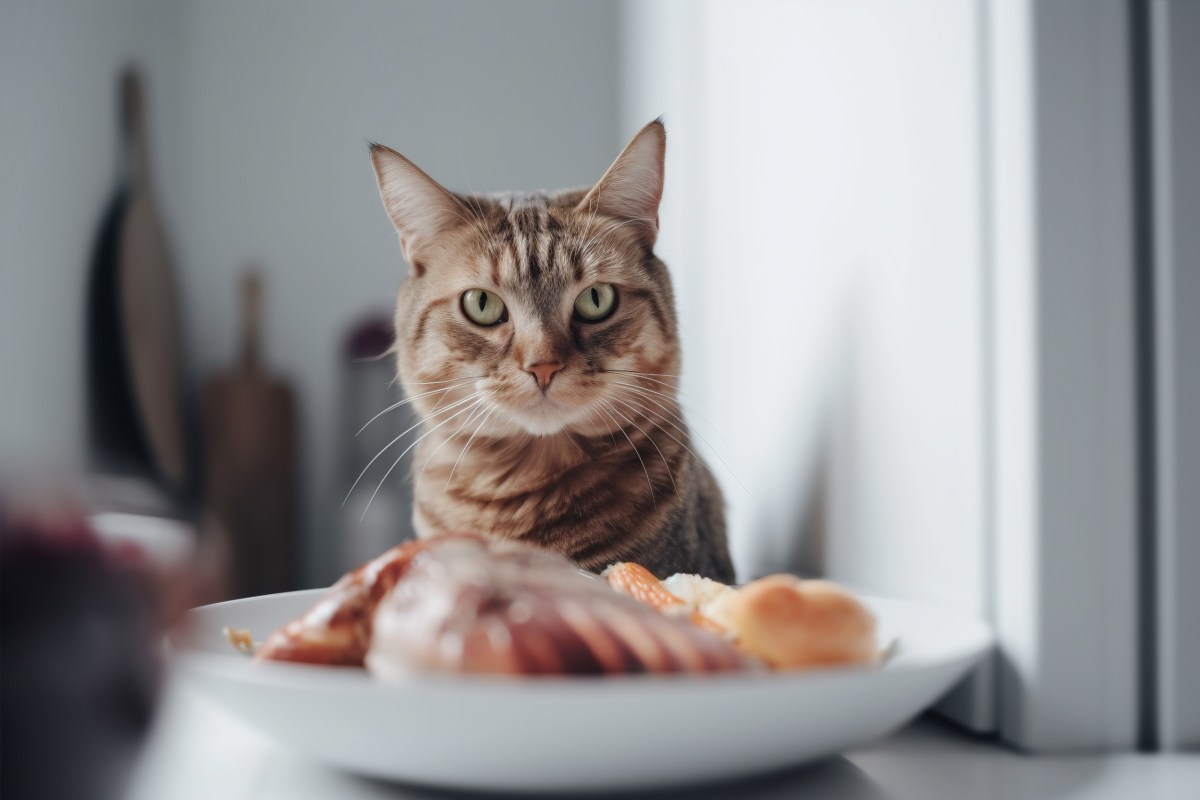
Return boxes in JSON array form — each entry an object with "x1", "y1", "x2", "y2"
[
  {"x1": 574, "y1": 283, "x2": 617, "y2": 322},
  {"x1": 461, "y1": 289, "x2": 507, "y2": 326}
]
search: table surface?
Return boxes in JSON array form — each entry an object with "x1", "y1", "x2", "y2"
[{"x1": 127, "y1": 679, "x2": 1200, "y2": 800}]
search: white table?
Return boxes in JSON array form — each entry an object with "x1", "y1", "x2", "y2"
[{"x1": 128, "y1": 679, "x2": 1200, "y2": 800}]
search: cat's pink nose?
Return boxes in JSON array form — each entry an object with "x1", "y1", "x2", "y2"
[{"x1": 527, "y1": 361, "x2": 564, "y2": 389}]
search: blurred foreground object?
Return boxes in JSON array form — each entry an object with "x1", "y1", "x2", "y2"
[
  {"x1": 203, "y1": 271, "x2": 297, "y2": 597},
  {"x1": 0, "y1": 501, "x2": 193, "y2": 800},
  {"x1": 336, "y1": 314, "x2": 414, "y2": 572},
  {"x1": 86, "y1": 66, "x2": 188, "y2": 497}
]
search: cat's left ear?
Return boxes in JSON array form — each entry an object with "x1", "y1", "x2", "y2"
[{"x1": 576, "y1": 118, "x2": 666, "y2": 248}]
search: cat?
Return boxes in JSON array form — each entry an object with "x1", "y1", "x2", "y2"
[{"x1": 368, "y1": 120, "x2": 734, "y2": 582}]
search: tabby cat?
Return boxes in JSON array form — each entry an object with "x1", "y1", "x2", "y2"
[{"x1": 368, "y1": 120, "x2": 734, "y2": 582}]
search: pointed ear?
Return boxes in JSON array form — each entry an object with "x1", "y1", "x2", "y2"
[
  {"x1": 576, "y1": 119, "x2": 666, "y2": 247},
  {"x1": 369, "y1": 142, "x2": 469, "y2": 264}
]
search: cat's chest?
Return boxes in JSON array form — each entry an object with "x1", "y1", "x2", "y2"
[{"x1": 411, "y1": 434, "x2": 657, "y2": 538}]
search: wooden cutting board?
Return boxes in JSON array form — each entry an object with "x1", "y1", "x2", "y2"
[{"x1": 203, "y1": 273, "x2": 296, "y2": 598}]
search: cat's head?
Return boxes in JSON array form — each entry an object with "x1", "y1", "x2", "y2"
[{"x1": 370, "y1": 120, "x2": 679, "y2": 438}]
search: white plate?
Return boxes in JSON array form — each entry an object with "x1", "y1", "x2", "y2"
[{"x1": 175, "y1": 589, "x2": 991, "y2": 793}]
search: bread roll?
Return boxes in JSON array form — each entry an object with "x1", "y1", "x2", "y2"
[
  {"x1": 607, "y1": 564, "x2": 878, "y2": 670},
  {"x1": 709, "y1": 575, "x2": 877, "y2": 669}
]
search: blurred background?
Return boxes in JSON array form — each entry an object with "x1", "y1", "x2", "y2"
[{"x1": 1, "y1": 0, "x2": 1196, "y2": 795}]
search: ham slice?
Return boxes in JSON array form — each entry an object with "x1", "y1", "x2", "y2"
[
  {"x1": 256, "y1": 535, "x2": 747, "y2": 676},
  {"x1": 255, "y1": 538, "x2": 431, "y2": 666},
  {"x1": 367, "y1": 537, "x2": 746, "y2": 678}
]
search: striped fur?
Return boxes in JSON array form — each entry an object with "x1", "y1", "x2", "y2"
[{"x1": 370, "y1": 121, "x2": 734, "y2": 581}]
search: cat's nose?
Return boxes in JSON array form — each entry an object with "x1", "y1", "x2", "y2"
[{"x1": 526, "y1": 361, "x2": 564, "y2": 389}]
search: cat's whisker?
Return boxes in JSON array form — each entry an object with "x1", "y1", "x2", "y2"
[
  {"x1": 414, "y1": 397, "x2": 491, "y2": 493},
  {"x1": 560, "y1": 428, "x2": 588, "y2": 460},
  {"x1": 596, "y1": 399, "x2": 656, "y2": 509},
  {"x1": 407, "y1": 375, "x2": 487, "y2": 385},
  {"x1": 612, "y1": 394, "x2": 702, "y2": 456},
  {"x1": 455, "y1": 158, "x2": 499, "y2": 245},
  {"x1": 576, "y1": 213, "x2": 632, "y2": 261},
  {"x1": 603, "y1": 398, "x2": 679, "y2": 500},
  {"x1": 356, "y1": 377, "x2": 482, "y2": 435},
  {"x1": 608, "y1": 375, "x2": 732, "y2": 448},
  {"x1": 360, "y1": 396, "x2": 488, "y2": 522},
  {"x1": 342, "y1": 391, "x2": 485, "y2": 507},
  {"x1": 422, "y1": 182, "x2": 494, "y2": 245},
  {"x1": 604, "y1": 371, "x2": 714, "y2": 410},
  {"x1": 612, "y1": 380, "x2": 735, "y2": 452},
  {"x1": 574, "y1": 210, "x2": 607, "y2": 267},
  {"x1": 577, "y1": 217, "x2": 647, "y2": 263},
  {"x1": 585, "y1": 403, "x2": 620, "y2": 448},
  {"x1": 606, "y1": 395, "x2": 687, "y2": 498},
  {"x1": 424, "y1": 379, "x2": 481, "y2": 416},
  {"x1": 609, "y1": 379, "x2": 695, "y2": 412},
  {"x1": 573, "y1": 214, "x2": 606, "y2": 284},
  {"x1": 350, "y1": 346, "x2": 397, "y2": 364},
  {"x1": 605, "y1": 369, "x2": 682, "y2": 379},
  {"x1": 615, "y1": 392, "x2": 751, "y2": 498},
  {"x1": 605, "y1": 372, "x2": 707, "y2": 408},
  {"x1": 445, "y1": 403, "x2": 498, "y2": 493}
]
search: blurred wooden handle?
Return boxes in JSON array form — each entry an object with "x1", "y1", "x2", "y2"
[
  {"x1": 240, "y1": 271, "x2": 262, "y2": 371},
  {"x1": 203, "y1": 269, "x2": 296, "y2": 598}
]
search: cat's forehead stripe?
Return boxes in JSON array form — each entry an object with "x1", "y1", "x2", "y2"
[{"x1": 487, "y1": 195, "x2": 573, "y2": 319}]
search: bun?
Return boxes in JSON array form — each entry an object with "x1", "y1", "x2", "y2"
[{"x1": 712, "y1": 576, "x2": 877, "y2": 669}]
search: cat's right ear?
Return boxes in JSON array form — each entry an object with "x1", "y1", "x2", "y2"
[{"x1": 369, "y1": 143, "x2": 469, "y2": 265}]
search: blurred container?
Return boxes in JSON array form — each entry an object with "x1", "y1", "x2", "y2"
[
  {"x1": 337, "y1": 316, "x2": 414, "y2": 570},
  {"x1": 0, "y1": 502, "x2": 194, "y2": 800}
]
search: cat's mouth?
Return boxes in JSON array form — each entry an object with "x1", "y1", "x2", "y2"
[{"x1": 502, "y1": 392, "x2": 590, "y2": 436}]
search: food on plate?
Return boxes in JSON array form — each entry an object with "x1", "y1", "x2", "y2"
[
  {"x1": 606, "y1": 565, "x2": 878, "y2": 670},
  {"x1": 255, "y1": 538, "x2": 431, "y2": 665},
  {"x1": 251, "y1": 533, "x2": 876, "y2": 676},
  {"x1": 661, "y1": 572, "x2": 734, "y2": 608},
  {"x1": 223, "y1": 627, "x2": 255, "y2": 654},
  {"x1": 716, "y1": 576, "x2": 878, "y2": 669},
  {"x1": 367, "y1": 537, "x2": 746, "y2": 678},
  {"x1": 602, "y1": 561, "x2": 727, "y2": 635},
  {"x1": 256, "y1": 534, "x2": 747, "y2": 677}
]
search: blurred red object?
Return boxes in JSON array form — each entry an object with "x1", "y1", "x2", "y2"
[{"x1": 0, "y1": 498, "x2": 201, "y2": 800}]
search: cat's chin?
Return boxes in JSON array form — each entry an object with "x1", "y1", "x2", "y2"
[{"x1": 502, "y1": 401, "x2": 589, "y2": 437}]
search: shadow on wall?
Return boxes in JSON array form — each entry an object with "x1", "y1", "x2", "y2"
[{"x1": 743, "y1": 296, "x2": 858, "y2": 581}]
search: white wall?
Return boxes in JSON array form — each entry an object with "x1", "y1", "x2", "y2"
[
  {"x1": 622, "y1": 0, "x2": 987, "y2": 616},
  {"x1": 623, "y1": 0, "x2": 1154, "y2": 749}
]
